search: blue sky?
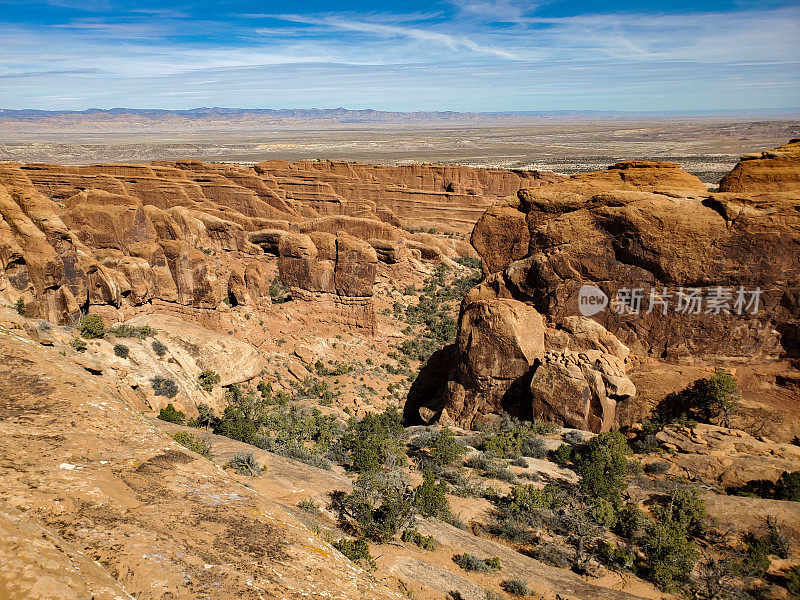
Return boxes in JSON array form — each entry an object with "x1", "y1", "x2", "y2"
[{"x1": 1, "y1": 0, "x2": 798, "y2": 112}]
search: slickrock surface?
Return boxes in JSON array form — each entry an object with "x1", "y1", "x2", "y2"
[{"x1": 0, "y1": 327, "x2": 399, "y2": 600}]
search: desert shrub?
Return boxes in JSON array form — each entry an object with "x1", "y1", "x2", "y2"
[
  {"x1": 520, "y1": 435, "x2": 547, "y2": 459},
  {"x1": 511, "y1": 456, "x2": 528, "y2": 468},
  {"x1": 642, "y1": 505, "x2": 697, "y2": 592},
  {"x1": 575, "y1": 431, "x2": 634, "y2": 504},
  {"x1": 551, "y1": 443, "x2": 573, "y2": 467},
  {"x1": 614, "y1": 501, "x2": 649, "y2": 539},
  {"x1": 775, "y1": 470, "x2": 800, "y2": 501},
  {"x1": 488, "y1": 465, "x2": 516, "y2": 483},
  {"x1": 229, "y1": 451, "x2": 260, "y2": 476},
  {"x1": 464, "y1": 453, "x2": 491, "y2": 471},
  {"x1": 158, "y1": 402, "x2": 185, "y2": 423},
  {"x1": 452, "y1": 553, "x2": 502, "y2": 572},
  {"x1": 644, "y1": 461, "x2": 670, "y2": 475},
  {"x1": 331, "y1": 472, "x2": 414, "y2": 542},
  {"x1": 341, "y1": 406, "x2": 406, "y2": 473},
  {"x1": 151, "y1": 376, "x2": 179, "y2": 398},
  {"x1": 113, "y1": 343, "x2": 129, "y2": 359},
  {"x1": 413, "y1": 468, "x2": 451, "y2": 518},
  {"x1": 297, "y1": 498, "x2": 320, "y2": 514},
  {"x1": 269, "y1": 276, "x2": 291, "y2": 303},
  {"x1": 401, "y1": 527, "x2": 436, "y2": 550},
  {"x1": 491, "y1": 512, "x2": 534, "y2": 544},
  {"x1": 564, "y1": 430, "x2": 585, "y2": 445},
  {"x1": 188, "y1": 402, "x2": 216, "y2": 429},
  {"x1": 508, "y1": 482, "x2": 566, "y2": 513},
  {"x1": 79, "y1": 314, "x2": 105, "y2": 338},
  {"x1": 107, "y1": 324, "x2": 154, "y2": 338},
  {"x1": 332, "y1": 537, "x2": 375, "y2": 569},
  {"x1": 428, "y1": 427, "x2": 467, "y2": 466},
  {"x1": 656, "y1": 370, "x2": 741, "y2": 427},
  {"x1": 664, "y1": 488, "x2": 707, "y2": 536},
  {"x1": 590, "y1": 497, "x2": 618, "y2": 528},
  {"x1": 501, "y1": 579, "x2": 531, "y2": 596},
  {"x1": 599, "y1": 541, "x2": 636, "y2": 570},
  {"x1": 151, "y1": 339, "x2": 167, "y2": 357},
  {"x1": 483, "y1": 417, "x2": 554, "y2": 459},
  {"x1": 71, "y1": 337, "x2": 87, "y2": 352},
  {"x1": 13, "y1": 298, "x2": 30, "y2": 317},
  {"x1": 742, "y1": 518, "x2": 791, "y2": 577},
  {"x1": 785, "y1": 565, "x2": 800, "y2": 596},
  {"x1": 171, "y1": 431, "x2": 211, "y2": 458},
  {"x1": 198, "y1": 370, "x2": 221, "y2": 392}
]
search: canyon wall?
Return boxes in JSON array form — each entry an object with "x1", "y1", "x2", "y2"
[
  {"x1": 0, "y1": 159, "x2": 542, "y2": 330},
  {"x1": 414, "y1": 142, "x2": 800, "y2": 432}
]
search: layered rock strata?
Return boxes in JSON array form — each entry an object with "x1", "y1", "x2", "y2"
[{"x1": 429, "y1": 146, "x2": 800, "y2": 432}]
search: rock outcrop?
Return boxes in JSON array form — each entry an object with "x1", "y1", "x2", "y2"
[
  {"x1": 0, "y1": 327, "x2": 398, "y2": 600},
  {"x1": 278, "y1": 231, "x2": 378, "y2": 332},
  {"x1": 719, "y1": 138, "x2": 800, "y2": 192},
  {"x1": 432, "y1": 145, "x2": 800, "y2": 432},
  {"x1": 0, "y1": 159, "x2": 537, "y2": 329}
]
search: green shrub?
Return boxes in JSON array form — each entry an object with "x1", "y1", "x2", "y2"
[
  {"x1": 13, "y1": 298, "x2": 30, "y2": 317},
  {"x1": 642, "y1": 507, "x2": 697, "y2": 592},
  {"x1": 342, "y1": 406, "x2": 406, "y2": 473},
  {"x1": 229, "y1": 451, "x2": 260, "y2": 476},
  {"x1": 198, "y1": 370, "x2": 221, "y2": 392},
  {"x1": 429, "y1": 427, "x2": 467, "y2": 466},
  {"x1": 614, "y1": 501, "x2": 649, "y2": 539},
  {"x1": 188, "y1": 402, "x2": 216, "y2": 429},
  {"x1": 171, "y1": 431, "x2": 211, "y2": 458},
  {"x1": 665, "y1": 488, "x2": 707, "y2": 536},
  {"x1": 297, "y1": 498, "x2": 321, "y2": 514},
  {"x1": 508, "y1": 482, "x2": 566, "y2": 513},
  {"x1": 330, "y1": 472, "x2": 414, "y2": 543},
  {"x1": 152, "y1": 376, "x2": 178, "y2": 398},
  {"x1": 501, "y1": 579, "x2": 531, "y2": 596},
  {"x1": 552, "y1": 443, "x2": 573, "y2": 466},
  {"x1": 452, "y1": 553, "x2": 502, "y2": 572},
  {"x1": 79, "y1": 314, "x2": 105, "y2": 338},
  {"x1": 413, "y1": 468, "x2": 450, "y2": 518},
  {"x1": 576, "y1": 431, "x2": 634, "y2": 504},
  {"x1": 401, "y1": 527, "x2": 436, "y2": 550},
  {"x1": 158, "y1": 403, "x2": 185, "y2": 424},
  {"x1": 332, "y1": 537, "x2": 375, "y2": 569},
  {"x1": 107, "y1": 324, "x2": 154, "y2": 338},
  {"x1": 71, "y1": 337, "x2": 87, "y2": 352},
  {"x1": 151, "y1": 339, "x2": 167, "y2": 357},
  {"x1": 113, "y1": 343, "x2": 129, "y2": 359},
  {"x1": 775, "y1": 470, "x2": 800, "y2": 501}
]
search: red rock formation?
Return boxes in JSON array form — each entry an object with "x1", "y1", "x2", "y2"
[
  {"x1": 719, "y1": 139, "x2": 800, "y2": 192},
  {"x1": 435, "y1": 147, "x2": 800, "y2": 432},
  {"x1": 1, "y1": 159, "x2": 538, "y2": 327}
]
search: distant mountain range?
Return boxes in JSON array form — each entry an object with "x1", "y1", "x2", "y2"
[{"x1": 1, "y1": 106, "x2": 797, "y2": 133}]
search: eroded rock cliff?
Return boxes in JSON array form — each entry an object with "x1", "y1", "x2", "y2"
[
  {"x1": 430, "y1": 144, "x2": 800, "y2": 432},
  {"x1": 0, "y1": 160, "x2": 538, "y2": 330}
]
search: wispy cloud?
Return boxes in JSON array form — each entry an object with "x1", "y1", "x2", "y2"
[
  {"x1": 0, "y1": 2, "x2": 797, "y2": 111},
  {"x1": 270, "y1": 14, "x2": 518, "y2": 59}
]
